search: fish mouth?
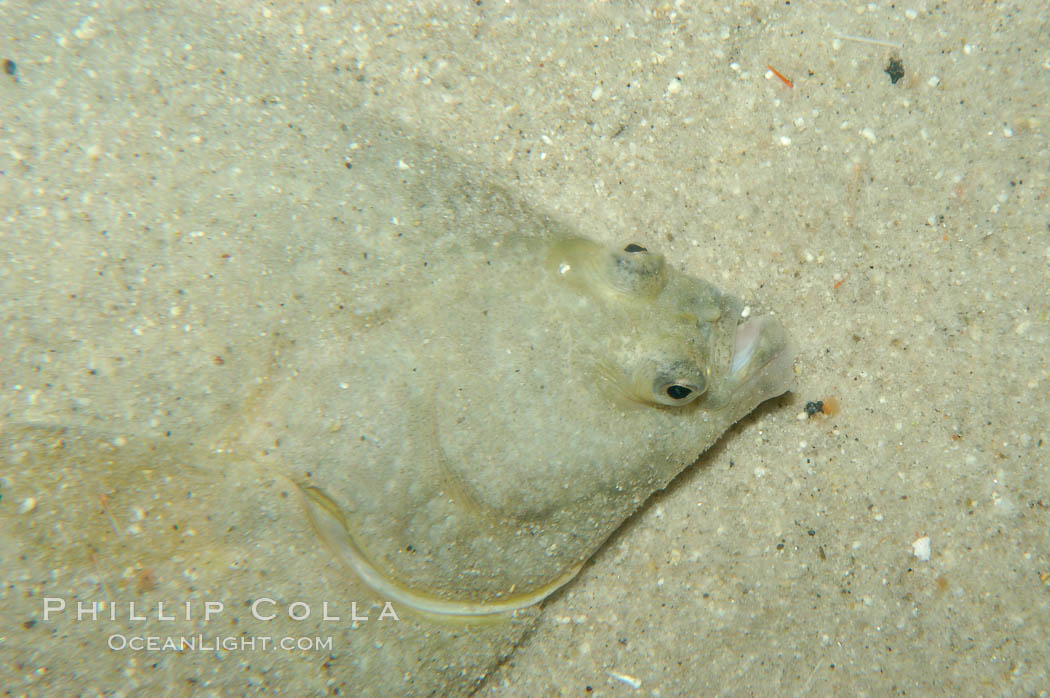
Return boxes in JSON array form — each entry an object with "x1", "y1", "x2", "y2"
[{"x1": 726, "y1": 314, "x2": 794, "y2": 402}]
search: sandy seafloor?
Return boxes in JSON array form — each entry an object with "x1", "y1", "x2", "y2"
[{"x1": 2, "y1": 1, "x2": 1048, "y2": 696}]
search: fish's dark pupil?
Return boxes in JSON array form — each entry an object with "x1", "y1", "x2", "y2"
[
  {"x1": 666, "y1": 385, "x2": 692, "y2": 400},
  {"x1": 624, "y1": 243, "x2": 647, "y2": 253}
]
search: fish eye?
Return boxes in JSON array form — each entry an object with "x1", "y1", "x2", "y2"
[
  {"x1": 665, "y1": 384, "x2": 693, "y2": 400},
  {"x1": 547, "y1": 238, "x2": 667, "y2": 298},
  {"x1": 608, "y1": 246, "x2": 666, "y2": 297},
  {"x1": 597, "y1": 350, "x2": 707, "y2": 408},
  {"x1": 653, "y1": 378, "x2": 705, "y2": 406}
]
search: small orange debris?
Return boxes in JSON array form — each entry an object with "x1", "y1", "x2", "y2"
[
  {"x1": 767, "y1": 64, "x2": 794, "y2": 88},
  {"x1": 804, "y1": 397, "x2": 839, "y2": 418}
]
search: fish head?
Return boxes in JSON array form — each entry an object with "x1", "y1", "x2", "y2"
[
  {"x1": 547, "y1": 237, "x2": 794, "y2": 420},
  {"x1": 298, "y1": 234, "x2": 795, "y2": 619}
]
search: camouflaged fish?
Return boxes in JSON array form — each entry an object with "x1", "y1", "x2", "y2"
[{"x1": 227, "y1": 117, "x2": 796, "y2": 619}]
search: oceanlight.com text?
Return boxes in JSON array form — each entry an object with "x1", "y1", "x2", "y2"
[{"x1": 107, "y1": 634, "x2": 334, "y2": 652}]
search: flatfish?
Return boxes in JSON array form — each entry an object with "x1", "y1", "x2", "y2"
[
  {"x1": 0, "y1": 7, "x2": 792, "y2": 692},
  {"x1": 230, "y1": 114, "x2": 796, "y2": 619}
]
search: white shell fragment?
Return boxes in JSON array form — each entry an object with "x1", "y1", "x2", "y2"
[{"x1": 912, "y1": 536, "x2": 932, "y2": 561}]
